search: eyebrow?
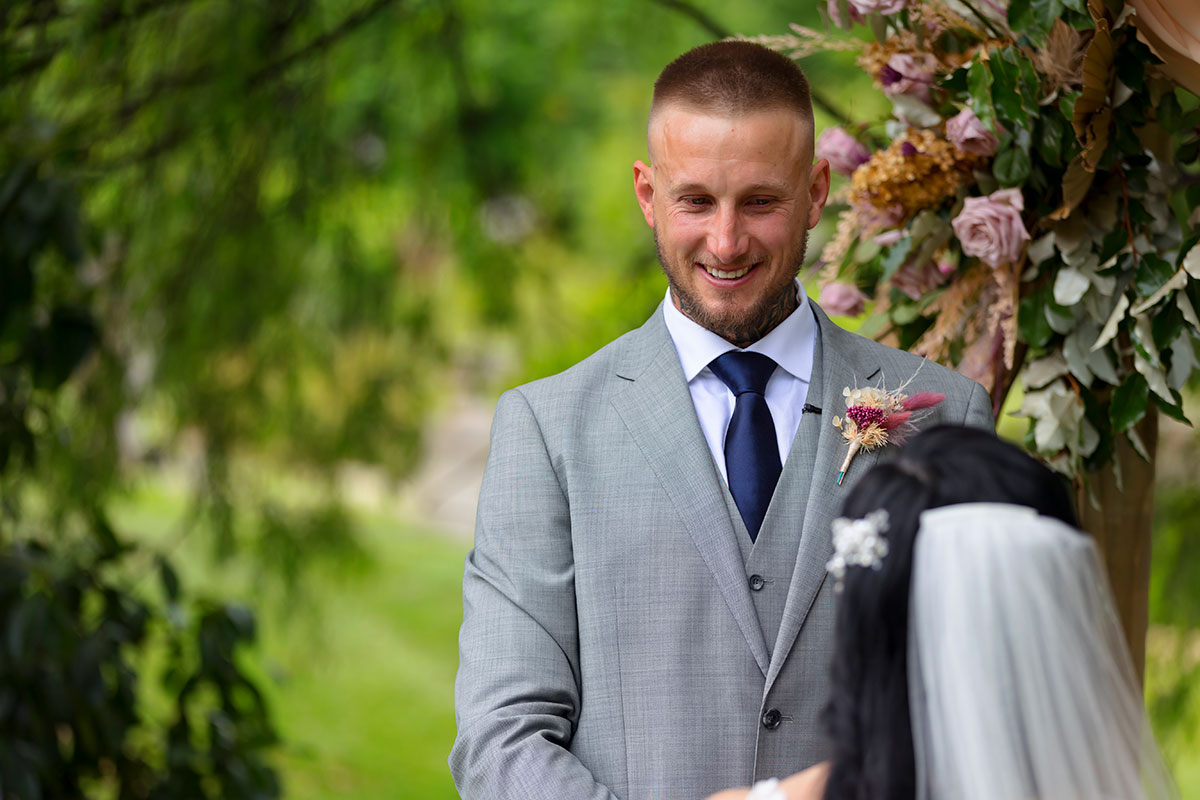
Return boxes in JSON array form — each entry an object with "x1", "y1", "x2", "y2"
[{"x1": 670, "y1": 181, "x2": 793, "y2": 196}]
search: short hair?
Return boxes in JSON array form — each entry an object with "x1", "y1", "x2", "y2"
[{"x1": 651, "y1": 40, "x2": 814, "y2": 124}]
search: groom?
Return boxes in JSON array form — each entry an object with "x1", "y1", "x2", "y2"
[{"x1": 451, "y1": 41, "x2": 992, "y2": 798}]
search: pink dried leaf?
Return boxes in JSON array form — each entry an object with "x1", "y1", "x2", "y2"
[{"x1": 903, "y1": 392, "x2": 945, "y2": 411}]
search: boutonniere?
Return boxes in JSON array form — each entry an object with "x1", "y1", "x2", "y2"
[{"x1": 832, "y1": 377, "x2": 945, "y2": 485}]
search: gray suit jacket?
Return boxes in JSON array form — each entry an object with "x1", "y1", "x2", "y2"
[{"x1": 451, "y1": 302, "x2": 993, "y2": 799}]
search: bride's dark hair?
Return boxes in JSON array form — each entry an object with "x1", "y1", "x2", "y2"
[{"x1": 821, "y1": 425, "x2": 1078, "y2": 800}]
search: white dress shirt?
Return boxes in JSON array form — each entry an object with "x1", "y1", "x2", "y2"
[{"x1": 662, "y1": 281, "x2": 816, "y2": 484}]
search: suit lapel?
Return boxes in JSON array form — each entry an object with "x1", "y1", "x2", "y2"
[
  {"x1": 766, "y1": 306, "x2": 882, "y2": 688},
  {"x1": 610, "y1": 308, "x2": 771, "y2": 675}
]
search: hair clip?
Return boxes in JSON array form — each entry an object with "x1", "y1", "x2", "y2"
[{"x1": 826, "y1": 509, "x2": 890, "y2": 593}]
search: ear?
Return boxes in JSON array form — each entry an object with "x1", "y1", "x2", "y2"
[
  {"x1": 633, "y1": 160, "x2": 655, "y2": 228},
  {"x1": 807, "y1": 158, "x2": 832, "y2": 230}
]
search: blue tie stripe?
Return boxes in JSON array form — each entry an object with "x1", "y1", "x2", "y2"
[{"x1": 708, "y1": 352, "x2": 782, "y2": 542}]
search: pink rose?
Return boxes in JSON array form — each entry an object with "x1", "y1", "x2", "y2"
[
  {"x1": 946, "y1": 108, "x2": 1001, "y2": 156},
  {"x1": 827, "y1": 0, "x2": 864, "y2": 26},
  {"x1": 879, "y1": 53, "x2": 937, "y2": 103},
  {"x1": 816, "y1": 127, "x2": 871, "y2": 176},
  {"x1": 892, "y1": 259, "x2": 951, "y2": 300},
  {"x1": 849, "y1": 0, "x2": 907, "y2": 14},
  {"x1": 819, "y1": 282, "x2": 869, "y2": 317},
  {"x1": 951, "y1": 188, "x2": 1031, "y2": 268}
]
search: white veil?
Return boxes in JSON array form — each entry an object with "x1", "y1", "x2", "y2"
[{"x1": 907, "y1": 503, "x2": 1177, "y2": 800}]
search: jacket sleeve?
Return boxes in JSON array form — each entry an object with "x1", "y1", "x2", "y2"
[
  {"x1": 961, "y1": 377, "x2": 996, "y2": 432},
  {"x1": 449, "y1": 388, "x2": 620, "y2": 800}
]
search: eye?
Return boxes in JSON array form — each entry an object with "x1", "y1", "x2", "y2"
[
  {"x1": 682, "y1": 197, "x2": 710, "y2": 208},
  {"x1": 746, "y1": 197, "x2": 774, "y2": 208}
]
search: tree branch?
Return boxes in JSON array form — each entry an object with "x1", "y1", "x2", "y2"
[
  {"x1": 249, "y1": 0, "x2": 400, "y2": 85},
  {"x1": 649, "y1": 0, "x2": 730, "y2": 38},
  {"x1": 647, "y1": 0, "x2": 855, "y2": 129}
]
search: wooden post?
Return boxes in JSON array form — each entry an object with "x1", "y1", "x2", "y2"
[{"x1": 1076, "y1": 407, "x2": 1157, "y2": 685}]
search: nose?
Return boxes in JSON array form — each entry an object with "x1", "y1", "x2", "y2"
[{"x1": 706, "y1": 205, "x2": 749, "y2": 265}]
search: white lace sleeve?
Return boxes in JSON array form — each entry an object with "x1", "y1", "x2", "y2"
[{"x1": 745, "y1": 777, "x2": 786, "y2": 800}]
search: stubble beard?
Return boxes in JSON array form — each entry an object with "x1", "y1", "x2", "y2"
[{"x1": 655, "y1": 230, "x2": 808, "y2": 348}]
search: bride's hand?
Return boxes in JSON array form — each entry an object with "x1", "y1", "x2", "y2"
[
  {"x1": 706, "y1": 790, "x2": 750, "y2": 800},
  {"x1": 704, "y1": 761, "x2": 830, "y2": 800}
]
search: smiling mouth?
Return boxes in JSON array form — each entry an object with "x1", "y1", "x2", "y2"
[{"x1": 701, "y1": 263, "x2": 756, "y2": 280}]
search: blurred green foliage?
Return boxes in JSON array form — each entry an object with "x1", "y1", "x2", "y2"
[{"x1": 6, "y1": 0, "x2": 1195, "y2": 796}]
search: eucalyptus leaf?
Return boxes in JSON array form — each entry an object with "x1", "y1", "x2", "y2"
[
  {"x1": 1054, "y1": 266, "x2": 1091, "y2": 306},
  {"x1": 881, "y1": 237, "x2": 913, "y2": 280},
  {"x1": 1134, "y1": 253, "x2": 1176, "y2": 296},
  {"x1": 891, "y1": 302, "x2": 921, "y2": 325},
  {"x1": 1168, "y1": 330, "x2": 1200, "y2": 391}
]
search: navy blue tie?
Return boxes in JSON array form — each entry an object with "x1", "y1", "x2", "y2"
[{"x1": 709, "y1": 352, "x2": 782, "y2": 542}]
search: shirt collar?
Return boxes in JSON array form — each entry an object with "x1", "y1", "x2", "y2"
[{"x1": 662, "y1": 280, "x2": 816, "y2": 383}]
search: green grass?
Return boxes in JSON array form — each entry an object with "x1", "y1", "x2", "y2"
[
  {"x1": 262, "y1": 520, "x2": 466, "y2": 800},
  {"x1": 112, "y1": 484, "x2": 468, "y2": 800}
]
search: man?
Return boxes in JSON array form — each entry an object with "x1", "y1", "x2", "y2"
[{"x1": 451, "y1": 41, "x2": 992, "y2": 799}]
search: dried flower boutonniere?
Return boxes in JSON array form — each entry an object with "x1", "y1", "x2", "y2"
[{"x1": 832, "y1": 378, "x2": 945, "y2": 485}]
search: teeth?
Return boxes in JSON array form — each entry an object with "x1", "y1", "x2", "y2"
[{"x1": 705, "y1": 264, "x2": 751, "y2": 279}]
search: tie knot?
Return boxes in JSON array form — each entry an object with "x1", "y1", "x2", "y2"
[{"x1": 709, "y1": 351, "x2": 778, "y2": 396}]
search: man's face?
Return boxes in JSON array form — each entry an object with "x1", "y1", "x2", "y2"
[{"x1": 633, "y1": 105, "x2": 830, "y2": 346}]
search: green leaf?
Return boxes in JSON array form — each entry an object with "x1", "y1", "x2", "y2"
[
  {"x1": 942, "y1": 66, "x2": 969, "y2": 92},
  {"x1": 881, "y1": 237, "x2": 913, "y2": 280},
  {"x1": 1187, "y1": 184, "x2": 1200, "y2": 211},
  {"x1": 1034, "y1": 0, "x2": 1065, "y2": 30},
  {"x1": 1110, "y1": 373, "x2": 1149, "y2": 432},
  {"x1": 856, "y1": 312, "x2": 891, "y2": 339},
  {"x1": 1019, "y1": 284, "x2": 1055, "y2": 348},
  {"x1": 158, "y1": 556, "x2": 181, "y2": 602},
  {"x1": 1007, "y1": 0, "x2": 1034, "y2": 29},
  {"x1": 993, "y1": 146, "x2": 1032, "y2": 186},
  {"x1": 1134, "y1": 253, "x2": 1175, "y2": 296},
  {"x1": 1153, "y1": 303, "x2": 1185, "y2": 351},
  {"x1": 869, "y1": 13, "x2": 887, "y2": 42},
  {"x1": 1155, "y1": 391, "x2": 1192, "y2": 425},
  {"x1": 1035, "y1": 110, "x2": 1066, "y2": 167},
  {"x1": 1115, "y1": 45, "x2": 1147, "y2": 92},
  {"x1": 968, "y1": 59, "x2": 996, "y2": 131},
  {"x1": 890, "y1": 302, "x2": 920, "y2": 325},
  {"x1": 1178, "y1": 138, "x2": 1200, "y2": 165},
  {"x1": 991, "y1": 49, "x2": 1031, "y2": 130},
  {"x1": 1158, "y1": 91, "x2": 1183, "y2": 134},
  {"x1": 1177, "y1": 236, "x2": 1199, "y2": 268},
  {"x1": 1098, "y1": 228, "x2": 1129, "y2": 265}
]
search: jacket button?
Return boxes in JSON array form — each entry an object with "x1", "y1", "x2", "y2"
[
  {"x1": 749, "y1": 574, "x2": 765, "y2": 591},
  {"x1": 761, "y1": 708, "x2": 782, "y2": 730}
]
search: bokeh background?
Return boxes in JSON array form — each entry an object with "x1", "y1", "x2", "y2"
[{"x1": 3, "y1": 2, "x2": 1198, "y2": 797}]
